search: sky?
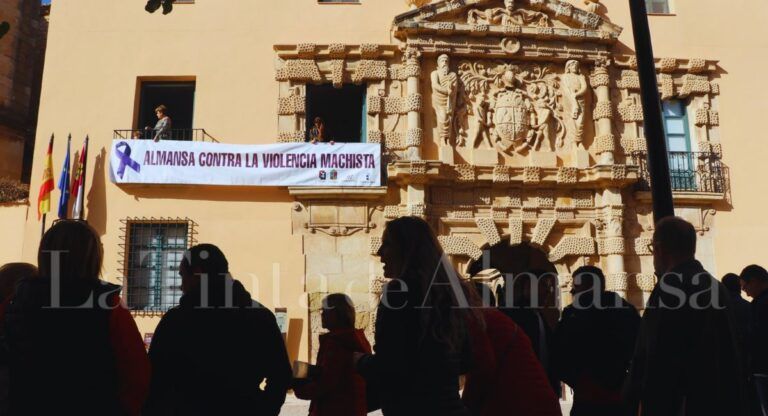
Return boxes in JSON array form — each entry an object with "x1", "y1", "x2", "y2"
[{"x1": 42, "y1": 0, "x2": 51, "y2": 4}]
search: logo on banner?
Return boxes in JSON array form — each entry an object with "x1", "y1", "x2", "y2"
[
  {"x1": 330, "y1": 170, "x2": 338, "y2": 180},
  {"x1": 319, "y1": 170, "x2": 327, "y2": 180},
  {"x1": 115, "y1": 141, "x2": 141, "y2": 179}
]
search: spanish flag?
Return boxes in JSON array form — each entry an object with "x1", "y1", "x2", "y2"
[{"x1": 37, "y1": 134, "x2": 55, "y2": 220}]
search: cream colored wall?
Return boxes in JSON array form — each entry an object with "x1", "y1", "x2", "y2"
[
  {"x1": 0, "y1": 204, "x2": 30, "y2": 265},
  {"x1": 22, "y1": 0, "x2": 408, "y2": 361},
  {"x1": 604, "y1": 0, "x2": 768, "y2": 276}
]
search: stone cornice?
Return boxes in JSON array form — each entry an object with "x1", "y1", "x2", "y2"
[
  {"x1": 396, "y1": 22, "x2": 616, "y2": 44},
  {"x1": 613, "y1": 55, "x2": 719, "y2": 74},
  {"x1": 393, "y1": 0, "x2": 622, "y2": 40},
  {"x1": 274, "y1": 44, "x2": 399, "y2": 60},
  {"x1": 288, "y1": 186, "x2": 388, "y2": 200},
  {"x1": 387, "y1": 161, "x2": 639, "y2": 188},
  {"x1": 634, "y1": 190, "x2": 725, "y2": 204}
]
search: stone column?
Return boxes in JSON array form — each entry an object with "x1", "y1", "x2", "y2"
[
  {"x1": 591, "y1": 59, "x2": 616, "y2": 165},
  {"x1": 601, "y1": 187, "x2": 627, "y2": 298},
  {"x1": 404, "y1": 47, "x2": 423, "y2": 161}
]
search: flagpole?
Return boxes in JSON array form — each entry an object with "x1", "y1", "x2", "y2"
[
  {"x1": 40, "y1": 213, "x2": 46, "y2": 239},
  {"x1": 77, "y1": 136, "x2": 89, "y2": 221}
]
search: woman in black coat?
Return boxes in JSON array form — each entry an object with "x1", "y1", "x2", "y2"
[{"x1": 356, "y1": 216, "x2": 470, "y2": 416}]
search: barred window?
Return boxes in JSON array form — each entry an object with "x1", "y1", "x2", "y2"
[{"x1": 121, "y1": 219, "x2": 195, "y2": 312}]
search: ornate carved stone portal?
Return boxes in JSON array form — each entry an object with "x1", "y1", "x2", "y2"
[{"x1": 276, "y1": 0, "x2": 727, "y2": 360}]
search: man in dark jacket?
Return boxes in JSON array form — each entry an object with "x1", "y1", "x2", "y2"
[
  {"x1": 554, "y1": 265, "x2": 640, "y2": 416},
  {"x1": 144, "y1": 244, "x2": 292, "y2": 416},
  {"x1": 498, "y1": 270, "x2": 560, "y2": 395},
  {"x1": 626, "y1": 217, "x2": 747, "y2": 416},
  {"x1": 723, "y1": 273, "x2": 753, "y2": 347},
  {"x1": 740, "y1": 264, "x2": 768, "y2": 414}
]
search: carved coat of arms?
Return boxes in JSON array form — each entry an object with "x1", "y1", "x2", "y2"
[{"x1": 456, "y1": 61, "x2": 573, "y2": 155}]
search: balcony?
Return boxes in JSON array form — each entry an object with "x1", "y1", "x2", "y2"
[
  {"x1": 633, "y1": 151, "x2": 728, "y2": 197},
  {"x1": 113, "y1": 129, "x2": 217, "y2": 142}
]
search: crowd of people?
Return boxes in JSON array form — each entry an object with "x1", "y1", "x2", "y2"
[{"x1": 0, "y1": 216, "x2": 766, "y2": 416}]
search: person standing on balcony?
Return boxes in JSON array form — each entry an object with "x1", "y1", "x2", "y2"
[
  {"x1": 146, "y1": 104, "x2": 172, "y2": 142},
  {"x1": 310, "y1": 117, "x2": 325, "y2": 143}
]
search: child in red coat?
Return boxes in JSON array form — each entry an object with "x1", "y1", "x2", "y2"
[{"x1": 294, "y1": 293, "x2": 371, "y2": 416}]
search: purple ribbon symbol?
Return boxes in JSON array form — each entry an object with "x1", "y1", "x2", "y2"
[{"x1": 115, "y1": 141, "x2": 141, "y2": 179}]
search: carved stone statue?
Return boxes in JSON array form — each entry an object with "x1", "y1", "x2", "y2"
[
  {"x1": 560, "y1": 60, "x2": 589, "y2": 149},
  {"x1": 467, "y1": 0, "x2": 551, "y2": 27},
  {"x1": 527, "y1": 82, "x2": 558, "y2": 151},
  {"x1": 431, "y1": 54, "x2": 459, "y2": 146},
  {"x1": 471, "y1": 99, "x2": 493, "y2": 148}
]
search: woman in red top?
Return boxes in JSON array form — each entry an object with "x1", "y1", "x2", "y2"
[
  {"x1": 294, "y1": 293, "x2": 372, "y2": 416},
  {"x1": 1, "y1": 220, "x2": 150, "y2": 416},
  {"x1": 462, "y1": 282, "x2": 562, "y2": 416}
]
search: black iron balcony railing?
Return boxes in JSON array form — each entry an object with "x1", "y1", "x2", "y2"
[
  {"x1": 113, "y1": 128, "x2": 217, "y2": 142},
  {"x1": 634, "y1": 151, "x2": 727, "y2": 193}
]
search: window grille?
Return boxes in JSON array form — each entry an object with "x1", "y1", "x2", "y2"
[{"x1": 119, "y1": 218, "x2": 196, "y2": 314}]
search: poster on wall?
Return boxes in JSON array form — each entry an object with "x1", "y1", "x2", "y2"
[{"x1": 109, "y1": 140, "x2": 381, "y2": 187}]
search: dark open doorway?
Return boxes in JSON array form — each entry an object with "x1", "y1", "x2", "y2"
[
  {"x1": 306, "y1": 83, "x2": 366, "y2": 143},
  {"x1": 468, "y1": 239, "x2": 557, "y2": 277},
  {"x1": 137, "y1": 81, "x2": 195, "y2": 140}
]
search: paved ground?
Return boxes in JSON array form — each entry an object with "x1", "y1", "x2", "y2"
[{"x1": 278, "y1": 395, "x2": 572, "y2": 415}]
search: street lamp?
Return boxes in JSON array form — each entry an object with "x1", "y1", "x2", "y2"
[{"x1": 628, "y1": 0, "x2": 675, "y2": 222}]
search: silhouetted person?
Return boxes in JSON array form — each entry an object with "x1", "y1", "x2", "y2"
[
  {"x1": 554, "y1": 266, "x2": 639, "y2": 416},
  {"x1": 144, "y1": 244, "x2": 291, "y2": 416},
  {"x1": 723, "y1": 273, "x2": 752, "y2": 348},
  {"x1": 498, "y1": 270, "x2": 559, "y2": 394},
  {"x1": 357, "y1": 216, "x2": 470, "y2": 416},
  {"x1": 294, "y1": 293, "x2": 372, "y2": 416},
  {"x1": 461, "y1": 282, "x2": 561, "y2": 416},
  {"x1": 0, "y1": 262, "x2": 37, "y2": 414},
  {"x1": 2, "y1": 220, "x2": 150, "y2": 416},
  {"x1": 0, "y1": 263, "x2": 37, "y2": 310},
  {"x1": 626, "y1": 217, "x2": 746, "y2": 416},
  {"x1": 740, "y1": 264, "x2": 768, "y2": 414}
]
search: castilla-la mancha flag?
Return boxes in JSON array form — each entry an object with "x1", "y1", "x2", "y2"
[
  {"x1": 37, "y1": 135, "x2": 55, "y2": 220},
  {"x1": 71, "y1": 136, "x2": 89, "y2": 220}
]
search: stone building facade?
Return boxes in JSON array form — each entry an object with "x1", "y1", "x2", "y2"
[
  {"x1": 10, "y1": 0, "x2": 758, "y2": 366},
  {"x1": 278, "y1": 0, "x2": 727, "y2": 358}
]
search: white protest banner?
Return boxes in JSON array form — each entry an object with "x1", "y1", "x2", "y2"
[{"x1": 109, "y1": 140, "x2": 381, "y2": 187}]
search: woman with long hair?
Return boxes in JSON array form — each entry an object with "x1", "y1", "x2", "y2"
[
  {"x1": 357, "y1": 216, "x2": 470, "y2": 416},
  {"x1": 2, "y1": 220, "x2": 150, "y2": 415}
]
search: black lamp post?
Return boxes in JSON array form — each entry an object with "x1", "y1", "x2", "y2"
[{"x1": 628, "y1": 0, "x2": 675, "y2": 222}]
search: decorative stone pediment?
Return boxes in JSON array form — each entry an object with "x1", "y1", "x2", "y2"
[{"x1": 394, "y1": 0, "x2": 622, "y2": 41}]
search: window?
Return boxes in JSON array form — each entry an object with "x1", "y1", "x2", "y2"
[
  {"x1": 123, "y1": 220, "x2": 193, "y2": 312},
  {"x1": 662, "y1": 100, "x2": 695, "y2": 190},
  {"x1": 645, "y1": 0, "x2": 670, "y2": 14},
  {"x1": 137, "y1": 80, "x2": 196, "y2": 140},
  {"x1": 306, "y1": 84, "x2": 367, "y2": 143}
]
